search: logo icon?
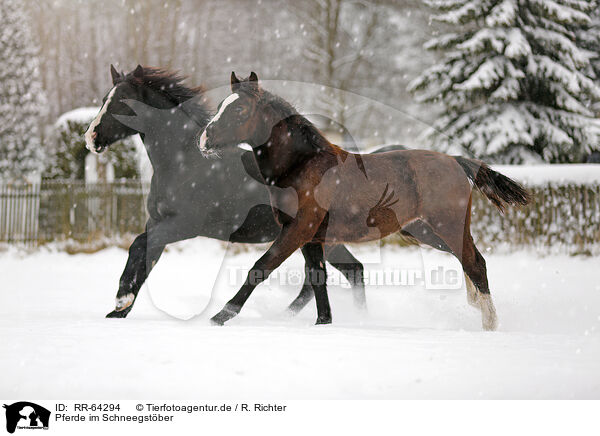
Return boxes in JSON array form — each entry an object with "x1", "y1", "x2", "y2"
[{"x1": 3, "y1": 402, "x2": 50, "y2": 434}]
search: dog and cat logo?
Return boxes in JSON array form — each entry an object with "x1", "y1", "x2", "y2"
[{"x1": 3, "y1": 402, "x2": 50, "y2": 433}]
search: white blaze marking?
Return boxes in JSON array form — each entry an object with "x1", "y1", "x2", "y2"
[
  {"x1": 198, "y1": 129, "x2": 208, "y2": 152},
  {"x1": 84, "y1": 86, "x2": 117, "y2": 153},
  {"x1": 208, "y1": 93, "x2": 239, "y2": 126},
  {"x1": 197, "y1": 93, "x2": 239, "y2": 152}
]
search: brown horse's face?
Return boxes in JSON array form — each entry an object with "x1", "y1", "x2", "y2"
[{"x1": 198, "y1": 72, "x2": 264, "y2": 154}]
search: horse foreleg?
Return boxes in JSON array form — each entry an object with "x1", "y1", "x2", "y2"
[
  {"x1": 211, "y1": 223, "x2": 309, "y2": 325},
  {"x1": 302, "y1": 243, "x2": 331, "y2": 325},
  {"x1": 106, "y1": 232, "x2": 165, "y2": 318},
  {"x1": 287, "y1": 244, "x2": 367, "y2": 315},
  {"x1": 325, "y1": 244, "x2": 367, "y2": 311}
]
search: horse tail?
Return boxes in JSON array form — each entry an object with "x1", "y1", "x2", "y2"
[{"x1": 453, "y1": 156, "x2": 531, "y2": 212}]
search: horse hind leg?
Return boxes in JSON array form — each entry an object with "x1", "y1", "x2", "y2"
[
  {"x1": 301, "y1": 243, "x2": 332, "y2": 325},
  {"x1": 401, "y1": 218, "x2": 497, "y2": 331},
  {"x1": 287, "y1": 244, "x2": 366, "y2": 315},
  {"x1": 461, "y1": 241, "x2": 498, "y2": 331},
  {"x1": 325, "y1": 245, "x2": 367, "y2": 311},
  {"x1": 464, "y1": 273, "x2": 478, "y2": 307},
  {"x1": 400, "y1": 219, "x2": 454, "y2": 254}
]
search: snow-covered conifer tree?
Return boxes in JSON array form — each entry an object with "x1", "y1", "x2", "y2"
[
  {"x1": 0, "y1": 0, "x2": 46, "y2": 180},
  {"x1": 409, "y1": 0, "x2": 600, "y2": 163},
  {"x1": 577, "y1": 4, "x2": 600, "y2": 92}
]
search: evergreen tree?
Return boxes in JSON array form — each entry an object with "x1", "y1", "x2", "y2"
[
  {"x1": 0, "y1": 0, "x2": 46, "y2": 179},
  {"x1": 577, "y1": 4, "x2": 600, "y2": 100},
  {"x1": 409, "y1": 0, "x2": 600, "y2": 163}
]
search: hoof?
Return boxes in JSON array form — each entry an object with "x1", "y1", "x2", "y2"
[
  {"x1": 285, "y1": 303, "x2": 305, "y2": 317},
  {"x1": 210, "y1": 318, "x2": 224, "y2": 326},
  {"x1": 479, "y1": 294, "x2": 498, "y2": 331},
  {"x1": 354, "y1": 301, "x2": 368, "y2": 313},
  {"x1": 482, "y1": 315, "x2": 498, "y2": 331},
  {"x1": 286, "y1": 294, "x2": 312, "y2": 316},
  {"x1": 210, "y1": 305, "x2": 240, "y2": 325},
  {"x1": 352, "y1": 290, "x2": 368, "y2": 312},
  {"x1": 106, "y1": 306, "x2": 132, "y2": 318},
  {"x1": 315, "y1": 316, "x2": 332, "y2": 325}
]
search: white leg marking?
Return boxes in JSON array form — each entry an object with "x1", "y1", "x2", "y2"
[
  {"x1": 465, "y1": 273, "x2": 498, "y2": 330},
  {"x1": 115, "y1": 293, "x2": 135, "y2": 311},
  {"x1": 478, "y1": 293, "x2": 498, "y2": 331},
  {"x1": 84, "y1": 86, "x2": 117, "y2": 153},
  {"x1": 465, "y1": 274, "x2": 478, "y2": 307}
]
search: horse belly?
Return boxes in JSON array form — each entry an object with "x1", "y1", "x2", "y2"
[{"x1": 313, "y1": 193, "x2": 413, "y2": 244}]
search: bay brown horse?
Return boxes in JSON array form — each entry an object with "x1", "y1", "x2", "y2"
[{"x1": 199, "y1": 72, "x2": 531, "y2": 330}]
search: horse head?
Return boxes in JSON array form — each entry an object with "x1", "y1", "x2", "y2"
[
  {"x1": 84, "y1": 64, "x2": 142, "y2": 153},
  {"x1": 85, "y1": 64, "x2": 208, "y2": 154}
]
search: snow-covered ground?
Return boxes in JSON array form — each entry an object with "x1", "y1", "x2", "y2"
[{"x1": 1, "y1": 239, "x2": 599, "y2": 399}]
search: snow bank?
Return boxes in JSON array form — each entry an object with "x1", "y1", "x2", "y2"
[
  {"x1": 54, "y1": 107, "x2": 99, "y2": 128},
  {"x1": 493, "y1": 164, "x2": 600, "y2": 186}
]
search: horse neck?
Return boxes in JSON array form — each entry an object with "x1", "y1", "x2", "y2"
[
  {"x1": 137, "y1": 93, "x2": 203, "y2": 169},
  {"x1": 253, "y1": 114, "x2": 326, "y2": 184}
]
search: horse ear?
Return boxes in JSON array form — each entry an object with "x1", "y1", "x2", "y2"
[
  {"x1": 231, "y1": 71, "x2": 240, "y2": 91},
  {"x1": 110, "y1": 64, "x2": 120, "y2": 85},
  {"x1": 133, "y1": 64, "x2": 144, "y2": 80},
  {"x1": 249, "y1": 72, "x2": 258, "y2": 83}
]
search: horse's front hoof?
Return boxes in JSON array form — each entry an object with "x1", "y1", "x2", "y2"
[
  {"x1": 315, "y1": 316, "x2": 332, "y2": 325},
  {"x1": 106, "y1": 293, "x2": 135, "y2": 318},
  {"x1": 210, "y1": 316, "x2": 225, "y2": 326},
  {"x1": 210, "y1": 305, "x2": 240, "y2": 325},
  {"x1": 106, "y1": 306, "x2": 132, "y2": 318}
]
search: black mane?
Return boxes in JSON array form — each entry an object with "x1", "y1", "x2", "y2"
[
  {"x1": 125, "y1": 67, "x2": 211, "y2": 123},
  {"x1": 251, "y1": 86, "x2": 331, "y2": 151}
]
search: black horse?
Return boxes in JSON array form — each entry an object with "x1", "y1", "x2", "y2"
[{"x1": 84, "y1": 65, "x2": 368, "y2": 318}]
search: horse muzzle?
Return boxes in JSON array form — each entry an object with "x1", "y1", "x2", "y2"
[{"x1": 84, "y1": 130, "x2": 106, "y2": 154}]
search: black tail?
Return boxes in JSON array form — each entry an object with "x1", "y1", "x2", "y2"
[{"x1": 454, "y1": 156, "x2": 531, "y2": 212}]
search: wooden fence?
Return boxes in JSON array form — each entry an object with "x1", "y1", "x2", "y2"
[
  {"x1": 470, "y1": 184, "x2": 600, "y2": 254},
  {"x1": 0, "y1": 183, "x2": 40, "y2": 245},
  {"x1": 1, "y1": 180, "x2": 149, "y2": 246},
  {"x1": 0, "y1": 180, "x2": 599, "y2": 253}
]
